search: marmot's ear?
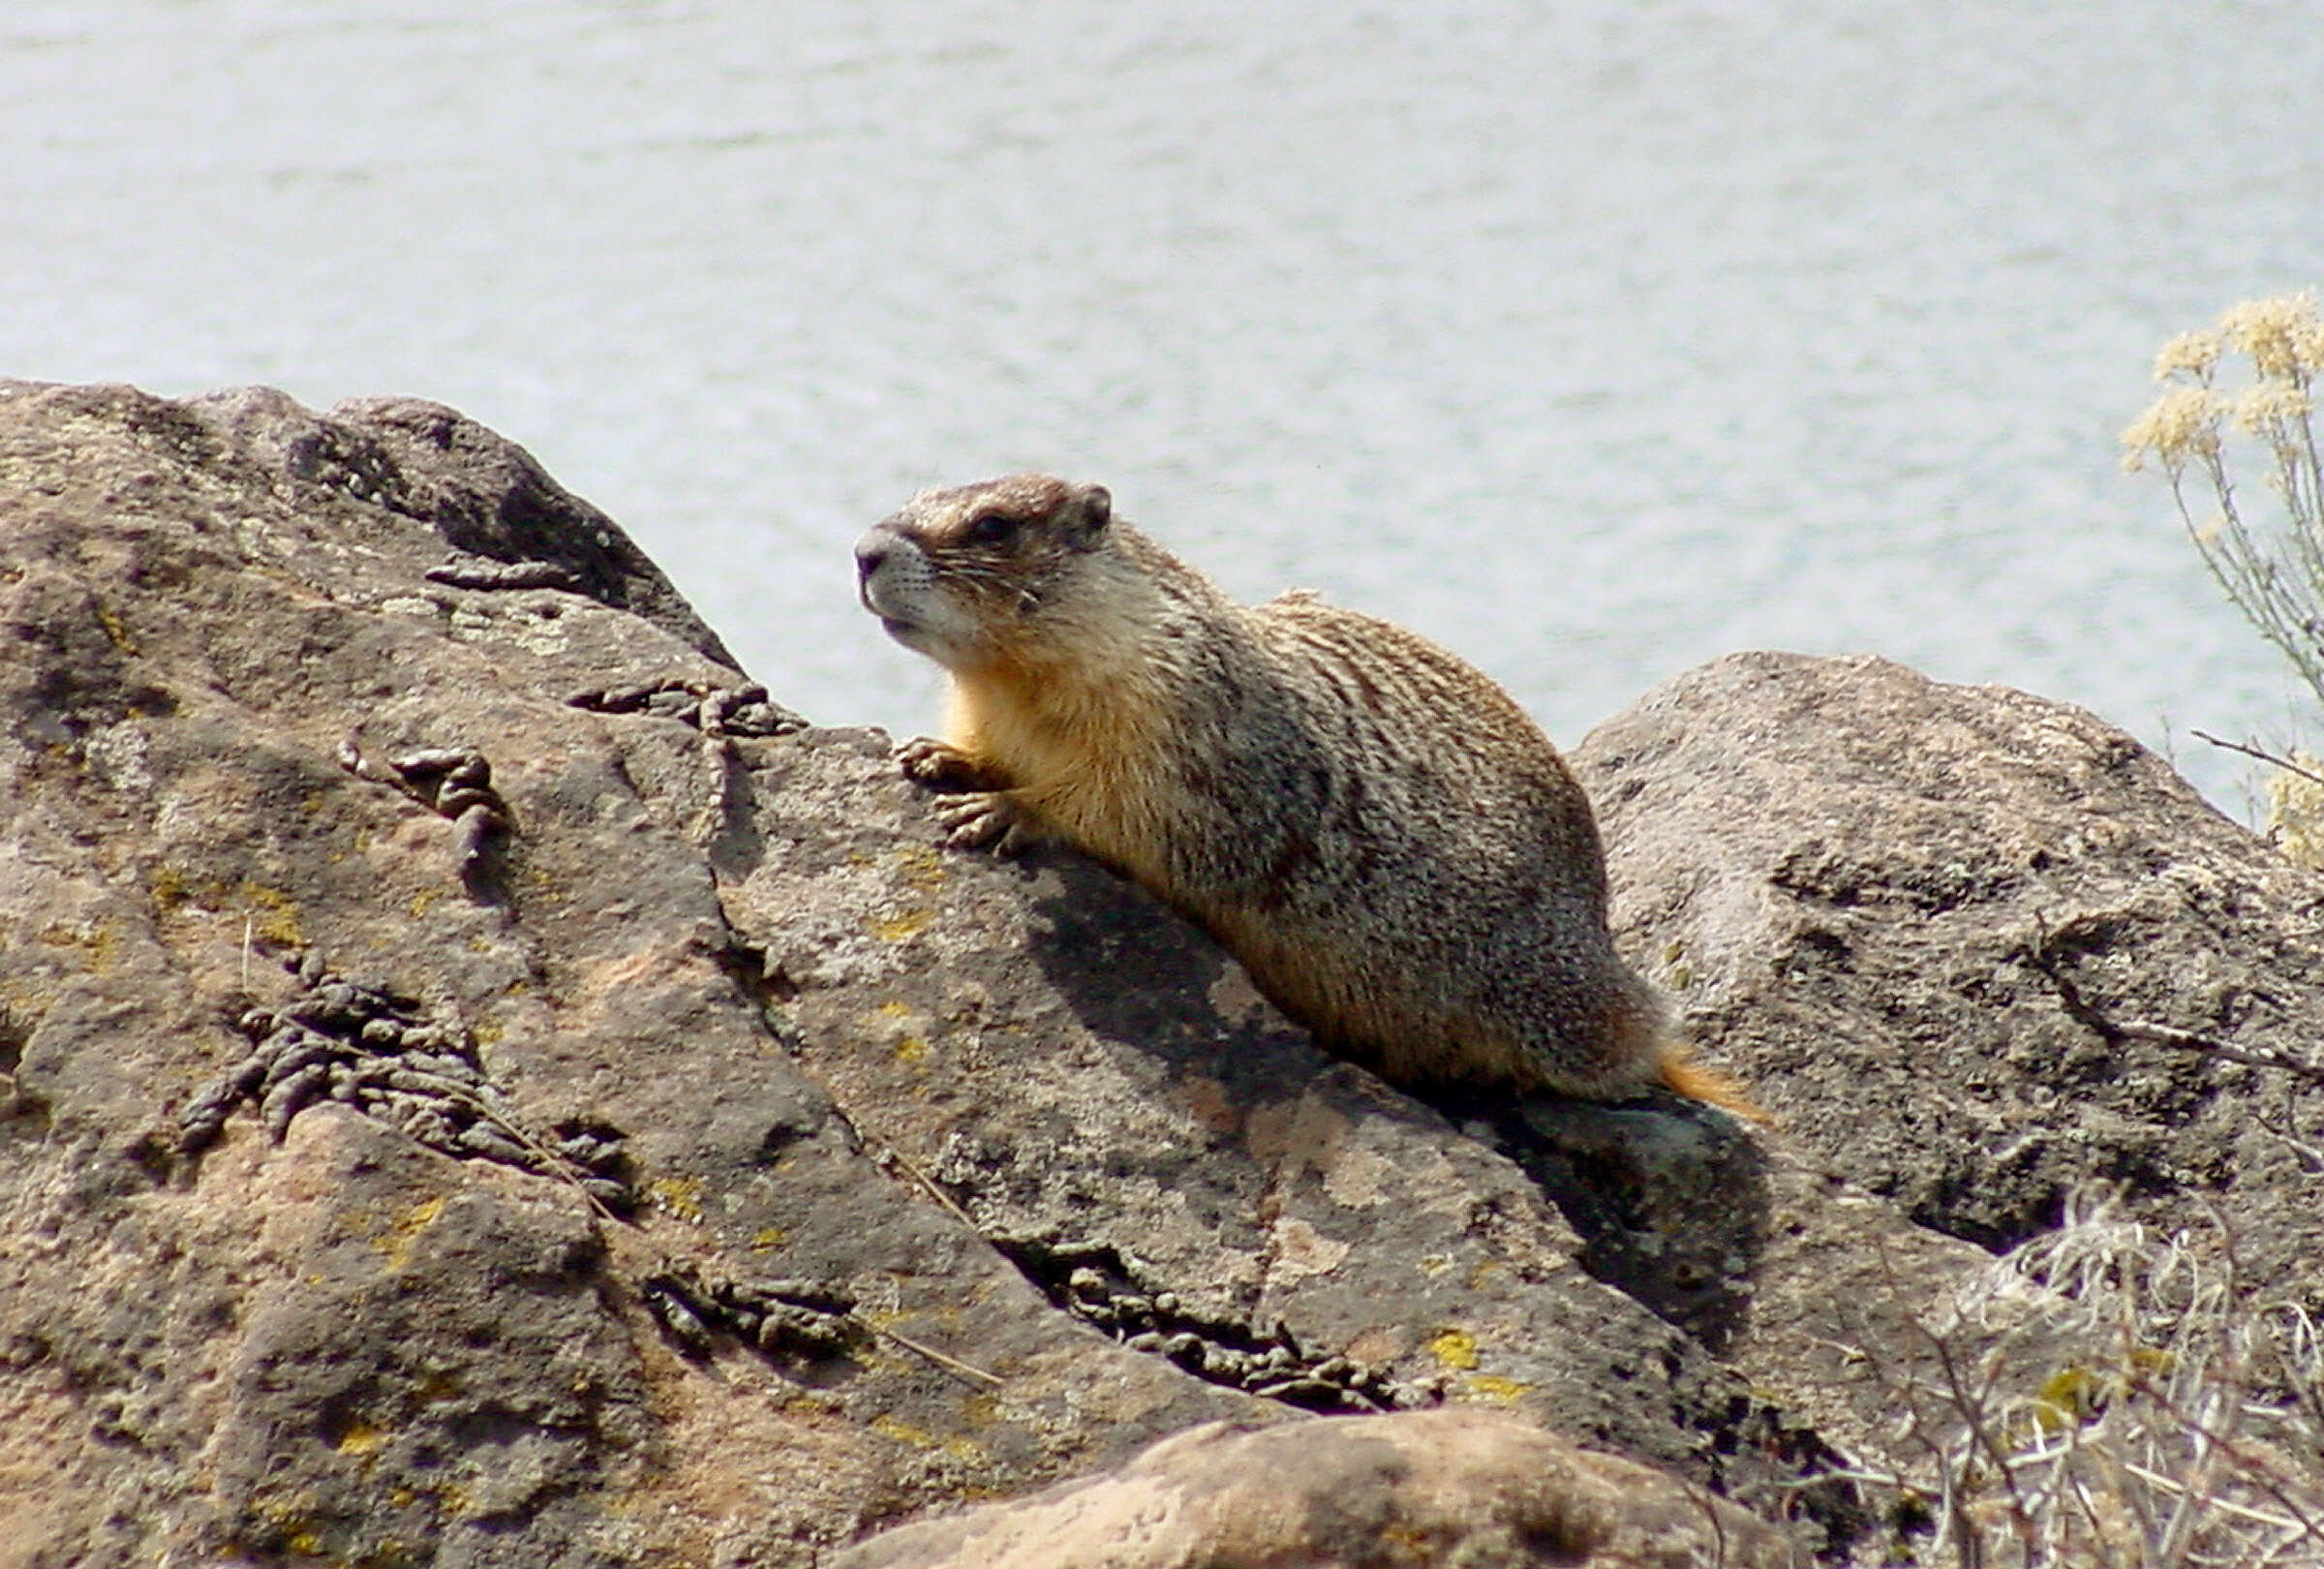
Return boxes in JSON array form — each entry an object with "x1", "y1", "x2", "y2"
[{"x1": 1068, "y1": 483, "x2": 1112, "y2": 548}]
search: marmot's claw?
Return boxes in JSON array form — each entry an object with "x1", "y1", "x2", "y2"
[
  {"x1": 932, "y1": 790, "x2": 1028, "y2": 854},
  {"x1": 894, "y1": 735, "x2": 963, "y2": 781},
  {"x1": 896, "y1": 735, "x2": 998, "y2": 791}
]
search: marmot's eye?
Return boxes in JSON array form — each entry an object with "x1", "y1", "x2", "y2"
[{"x1": 963, "y1": 511, "x2": 1020, "y2": 546}]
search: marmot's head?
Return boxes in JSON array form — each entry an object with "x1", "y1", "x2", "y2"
[{"x1": 855, "y1": 475, "x2": 1115, "y2": 668}]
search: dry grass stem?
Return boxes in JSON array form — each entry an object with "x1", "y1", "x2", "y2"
[{"x1": 1833, "y1": 1187, "x2": 2324, "y2": 1566}]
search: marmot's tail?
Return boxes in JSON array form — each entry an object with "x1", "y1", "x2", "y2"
[{"x1": 1659, "y1": 1043, "x2": 1773, "y2": 1125}]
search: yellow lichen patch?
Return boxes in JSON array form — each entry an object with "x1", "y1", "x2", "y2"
[
  {"x1": 1461, "y1": 1373, "x2": 1533, "y2": 1404},
  {"x1": 649, "y1": 1177, "x2": 707, "y2": 1223},
  {"x1": 259, "y1": 1503, "x2": 328, "y2": 1556},
  {"x1": 1379, "y1": 1523, "x2": 1434, "y2": 1555},
  {"x1": 856, "y1": 1304, "x2": 911, "y2": 1334},
  {"x1": 870, "y1": 1000, "x2": 935, "y2": 1064},
  {"x1": 2026, "y1": 1347, "x2": 2176, "y2": 1438},
  {"x1": 868, "y1": 906, "x2": 934, "y2": 942},
  {"x1": 372, "y1": 1196, "x2": 446, "y2": 1271},
  {"x1": 2030, "y1": 1365, "x2": 2102, "y2": 1436},
  {"x1": 335, "y1": 1420, "x2": 389, "y2": 1458},
  {"x1": 150, "y1": 864, "x2": 193, "y2": 912},
  {"x1": 1426, "y1": 1328, "x2": 1480, "y2": 1370},
  {"x1": 870, "y1": 1413, "x2": 938, "y2": 1450},
  {"x1": 889, "y1": 843, "x2": 950, "y2": 892},
  {"x1": 408, "y1": 886, "x2": 443, "y2": 918},
  {"x1": 236, "y1": 881, "x2": 307, "y2": 947},
  {"x1": 39, "y1": 920, "x2": 118, "y2": 971},
  {"x1": 94, "y1": 601, "x2": 139, "y2": 656},
  {"x1": 749, "y1": 1226, "x2": 789, "y2": 1251}
]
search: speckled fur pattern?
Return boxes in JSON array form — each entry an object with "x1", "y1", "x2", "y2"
[{"x1": 855, "y1": 475, "x2": 1758, "y2": 1113}]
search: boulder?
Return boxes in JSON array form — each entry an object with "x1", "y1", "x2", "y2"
[
  {"x1": 4, "y1": 381, "x2": 2318, "y2": 1567},
  {"x1": 1565, "y1": 653, "x2": 2324, "y2": 1519},
  {"x1": 1575, "y1": 650, "x2": 2324, "y2": 1272},
  {"x1": 828, "y1": 1408, "x2": 1793, "y2": 1569}
]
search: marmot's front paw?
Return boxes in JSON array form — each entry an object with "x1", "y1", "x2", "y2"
[
  {"x1": 895, "y1": 736, "x2": 1006, "y2": 791},
  {"x1": 931, "y1": 790, "x2": 1038, "y2": 855}
]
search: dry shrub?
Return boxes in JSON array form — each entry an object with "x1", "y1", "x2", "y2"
[
  {"x1": 2125, "y1": 291, "x2": 2324, "y2": 864},
  {"x1": 1829, "y1": 1187, "x2": 2324, "y2": 1567}
]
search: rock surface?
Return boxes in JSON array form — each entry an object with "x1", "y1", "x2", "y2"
[
  {"x1": 1570, "y1": 652, "x2": 2324, "y2": 1478},
  {"x1": 3, "y1": 380, "x2": 2319, "y2": 1567},
  {"x1": 828, "y1": 1408, "x2": 1792, "y2": 1569},
  {"x1": 1575, "y1": 651, "x2": 2324, "y2": 1268}
]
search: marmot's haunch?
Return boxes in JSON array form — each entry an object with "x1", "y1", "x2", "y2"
[{"x1": 854, "y1": 474, "x2": 1762, "y2": 1120}]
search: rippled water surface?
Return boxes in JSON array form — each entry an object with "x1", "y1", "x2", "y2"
[{"x1": 7, "y1": 1, "x2": 2321, "y2": 805}]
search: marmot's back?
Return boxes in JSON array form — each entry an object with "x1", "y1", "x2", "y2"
[
  {"x1": 854, "y1": 474, "x2": 1760, "y2": 1117},
  {"x1": 1195, "y1": 593, "x2": 1669, "y2": 1095}
]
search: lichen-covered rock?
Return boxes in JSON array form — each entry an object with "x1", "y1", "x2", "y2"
[
  {"x1": 0, "y1": 381, "x2": 1253, "y2": 1567},
  {"x1": 0, "y1": 382, "x2": 1840, "y2": 1568},
  {"x1": 1572, "y1": 651, "x2": 2324, "y2": 1469},
  {"x1": 1575, "y1": 651, "x2": 2324, "y2": 1274},
  {"x1": 9, "y1": 381, "x2": 2317, "y2": 1568}
]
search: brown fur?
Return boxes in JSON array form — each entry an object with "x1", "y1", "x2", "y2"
[{"x1": 855, "y1": 475, "x2": 1765, "y2": 1122}]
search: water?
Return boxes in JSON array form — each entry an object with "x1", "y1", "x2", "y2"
[{"x1": 7, "y1": 1, "x2": 2321, "y2": 810}]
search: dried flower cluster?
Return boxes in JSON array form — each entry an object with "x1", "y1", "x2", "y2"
[
  {"x1": 2267, "y1": 751, "x2": 2324, "y2": 871},
  {"x1": 2125, "y1": 291, "x2": 2324, "y2": 858}
]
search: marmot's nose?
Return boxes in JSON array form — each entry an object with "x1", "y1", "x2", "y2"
[{"x1": 853, "y1": 532, "x2": 890, "y2": 582}]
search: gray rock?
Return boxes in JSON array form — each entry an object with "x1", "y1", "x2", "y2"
[
  {"x1": 1574, "y1": 651, "x2": 2324, "y2": 1277},
  {"x1": 1572, "y1": 650, "x2": 2324, "y2": 1491},
  {"x1": 0, "y1": 381, "x2": 1248, "y2": 1567},
  {"x1": 829, "y1": 1407, "x2": 1795, "y2": 1569},
  {"x1": 6, "y1": 381, "x2": 2318, "y2": 1567}
]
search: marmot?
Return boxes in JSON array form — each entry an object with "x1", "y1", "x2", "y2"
[{"x1": 853, "y1": 474, "x2": 1762, "y2": 1121}]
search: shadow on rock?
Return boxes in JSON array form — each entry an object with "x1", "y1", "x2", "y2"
[
  {"x1": 1024, "y1": 845, "x2": 1776, "y2": 1355},
  {"x1": 1455, "y1": 1088, "x2": 1772, "y2": 1355},
  {"x1": 1022, "y1": 854, "x2": 1347, "y2": 1099}
]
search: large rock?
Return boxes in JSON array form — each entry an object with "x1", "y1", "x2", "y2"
[
  {"x1": 1, "y1": 382, "x2": 1246, "y2": 1567},
  {"x1": 4, "y1": 381, "x2": 2318, "y2": 1567},
  {"x1": 1564, "y1": 654, "x2": 2324, "y2": 1519},
  {"x1": 828, "y1": 1408, "x2": 1793, "y2": 1569},
  {"x1": 1575, "y1": 651, "x2": 2324, "y2": 1271}
]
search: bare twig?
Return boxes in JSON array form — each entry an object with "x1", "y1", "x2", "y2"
[
  {"x1": 2191, "y1": 730, "x2": 2324, "y2": 790},
  {"x1": 860, "y1": 1318, "x2": 1006, "y2": 1389},
  {"x1": 1819, "y1": 1185, "x2": 2324, "y2": 1567},
  {"x1": 2024, "y1": 932, "x2": 2324, "y2": 1090},
  {"x1": 875, "y1": 1142, "x2": 978, "y2": 1229}
]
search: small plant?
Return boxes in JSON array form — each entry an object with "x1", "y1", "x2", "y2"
[
  {"x1": 2267, "y1": 753, "x2": 2324, "y2": 871},
  {"x1": 2124, "y1": 291, "x2": 2324, "y2": 863},
  {"x1": 1828, "y1": 1187, "x2": 2324, "y2": 1567}
]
